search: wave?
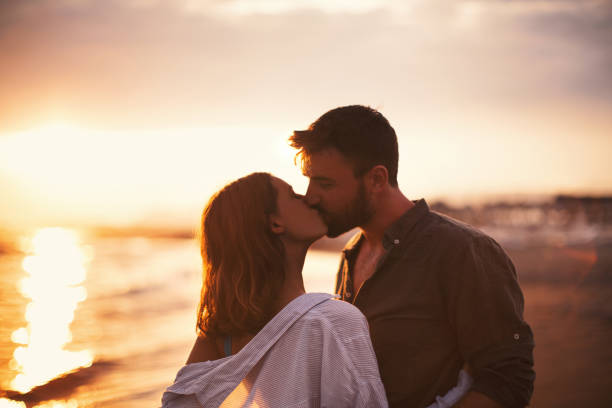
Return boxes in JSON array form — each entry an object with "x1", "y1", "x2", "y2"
[{"x1": 87, "y1": 268, "x2": 195, "y2": 301}]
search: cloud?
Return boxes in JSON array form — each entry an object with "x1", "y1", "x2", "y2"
[
  {"x1": 0, "y1": 0, "x2": 610, "y2": 132},
  {"x1": 0, "y1": 0, "x2": 610, "y2": 227}
]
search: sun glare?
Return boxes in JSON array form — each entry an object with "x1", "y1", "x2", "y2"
[
  {"x1": 9, "y1": 228, "x2": 93, "y2": 394},
  {"x1": 0, "y1": 399, "x2": 25, "y2": 408},
  {"x1": 32, "y1": 401, "x2": 78, "y2": 408},
  {"x1": 0, "y1": 401, "x2": 79, "y2": 408}
]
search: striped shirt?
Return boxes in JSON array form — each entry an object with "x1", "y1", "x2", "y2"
[{"x1": 162, "y1": 293, "x2": 389, "y2": 407}]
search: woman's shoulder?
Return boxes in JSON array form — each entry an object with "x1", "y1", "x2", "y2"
[
  {"x1": 302, "y1": 294, "x2": 369, "y2": 332},
  {"x1": 185, "y1": 335, "x2": 223, "y2": 364}
]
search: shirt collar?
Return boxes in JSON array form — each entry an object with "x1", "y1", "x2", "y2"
[
  {"x1": 342, "y1": 198, "x2": 430, "y2": 256},
  {"x1": 381, "y1": 198, "x2": 429, "y2": 249}
]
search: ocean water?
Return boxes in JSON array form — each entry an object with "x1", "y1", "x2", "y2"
[
  {"x1": 1, "y1": 228, "x2": 611, "y2": 407},
  {"x1": 0, "y1": 230, "x2": 338, "y2": 407}
]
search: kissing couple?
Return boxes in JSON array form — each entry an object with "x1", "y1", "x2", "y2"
[{"x1": 162, "y1": 105, "x2": 535, "y2": 408}]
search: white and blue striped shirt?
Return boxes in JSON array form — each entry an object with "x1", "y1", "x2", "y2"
[{"x1": 162, "y1": 293, "x2": 389, "y2": 407}]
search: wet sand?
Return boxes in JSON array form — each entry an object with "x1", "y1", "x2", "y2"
[
  {"x1": 522, "y1": 282, "x2": 612, "y2": 408},
  {"x1": 509, "y1": 241, "x2": 612, "y2": 408}
]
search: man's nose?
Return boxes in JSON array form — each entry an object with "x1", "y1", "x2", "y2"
[{"x1": 303, "y1": 185, "x2": 320, "y2": 207}]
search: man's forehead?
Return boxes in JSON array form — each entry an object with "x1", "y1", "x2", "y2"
[{"x1": 302, "y1": 148, "x2": 355, "y2": 179}]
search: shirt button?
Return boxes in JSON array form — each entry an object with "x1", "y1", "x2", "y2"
[
  {"x1": 513, "y1": 333, "x2": 520, "y2": 340},
  {"x1": 393, "y1": 239, "x2": 400, "y2": 245}
]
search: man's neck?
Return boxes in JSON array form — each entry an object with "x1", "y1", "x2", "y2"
[{"x1": 360, "y1": 188, "x2": 414, "y2": 246}]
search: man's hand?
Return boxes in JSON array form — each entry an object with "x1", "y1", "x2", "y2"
[{"x1": 454, "y1": 391, "x2": 504, "y2": 408}]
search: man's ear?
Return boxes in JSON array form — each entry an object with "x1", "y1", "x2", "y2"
[
  {"x1": 367, "y1": 165, "x2": 389, "y2": 192},
  {"x1": 269, "y1": 215, "x2": 285, "y2": 235}
]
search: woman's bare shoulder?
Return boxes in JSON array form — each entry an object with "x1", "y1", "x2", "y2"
[{"x1": 186, "y1": 335, "x2": 222, "y2": 364}]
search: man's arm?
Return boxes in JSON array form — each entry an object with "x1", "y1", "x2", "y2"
[
  {"x1": 443, "y1": 235, "x2": 535, "y2": 408},
  {"x1": 454, "y1": 391, "x2": 504, "y2": 408}
]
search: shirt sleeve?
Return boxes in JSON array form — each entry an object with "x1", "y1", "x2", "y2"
[{"x1": 442, "y1": 235, "x2": 535, "y2": 408}]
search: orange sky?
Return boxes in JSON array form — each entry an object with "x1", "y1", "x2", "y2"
[{"x1": 1, "y1": 0, "x2": 611, "y2": 230}]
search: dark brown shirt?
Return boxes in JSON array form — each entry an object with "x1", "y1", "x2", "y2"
[{"x1": 335, "y1": 199, "x2": 535, "y2": 408}]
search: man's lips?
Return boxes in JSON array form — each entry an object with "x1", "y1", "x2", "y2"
[
  {"x1": 313, "y1": 208, "x2": 326, "y2": 218},
  {"x1": 315, "y1": 209, "x2": 332, "y2": 225}
]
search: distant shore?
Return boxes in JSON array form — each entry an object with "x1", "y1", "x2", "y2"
[{"x1": 3, "y1": 194, "x2": 611, "y2": 283}]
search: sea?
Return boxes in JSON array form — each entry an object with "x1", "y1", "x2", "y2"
[
  {"x1": 1, "y1": 226, "x2": 611, "y2": 407},
  {"x1": 0, "y1": 229, "x2": 338, "y2": 407}
]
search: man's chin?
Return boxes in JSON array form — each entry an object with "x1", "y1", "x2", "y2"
[
  {"x1": 325, "y1": 226, "x2": 352, "y2": 239},
  {"x1": 321, "y1": 216, "x2": 354, "y2": 238}
]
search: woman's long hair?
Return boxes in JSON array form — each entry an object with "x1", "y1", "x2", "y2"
[{"x1": 197, "y1": 172, "x2": 286, "y2": 338}]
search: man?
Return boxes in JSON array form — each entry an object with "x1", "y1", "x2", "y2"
[{"x1": 289, "y1": 105, "x2": 535, "y2": 408}]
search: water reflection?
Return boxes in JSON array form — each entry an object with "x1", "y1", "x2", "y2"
[
  {"x1": 0, "y1": 398, "x2": 26, "y2": 407},
  {"x1": 32, "y1": 400, "x2": 78, "y2": 408},
  {"x1": 9, "y1": 228, "x2": 93, "y2": 393},
  {"x1": 0, "y1": 400, "x2": 79, "y2": 408}
]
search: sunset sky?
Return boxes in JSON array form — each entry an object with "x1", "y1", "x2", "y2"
[{"x1": 1, "y1": 0, "x2": 611, "y2": 231}]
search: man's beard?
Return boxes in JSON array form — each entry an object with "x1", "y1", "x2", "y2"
[{"x1": 321, "y1": 181, "x2": 374, "y2": 238}]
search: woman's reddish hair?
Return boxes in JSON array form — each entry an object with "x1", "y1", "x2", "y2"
[{"x1": 197, "y1": 172, "x2": 285, "y2": 338}]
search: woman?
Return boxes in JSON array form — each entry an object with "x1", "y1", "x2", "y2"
[{"x1": 162, "y1": 172, "x2": 388, "y2": 407}]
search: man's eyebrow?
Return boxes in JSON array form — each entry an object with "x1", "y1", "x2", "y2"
[
  {"x1": 301, "y1": 168, "x2": 334, "y2": 182},
  {"x1": 310, "y1": 176, "x2": 334, "y2": 183}
]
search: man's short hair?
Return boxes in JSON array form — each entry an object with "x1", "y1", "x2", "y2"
[{"x1": 289, "y1": 105, "x2": 399, "y2": 187}]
